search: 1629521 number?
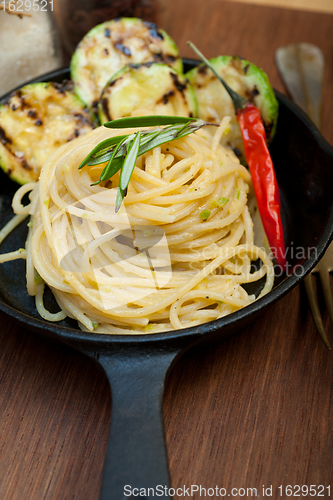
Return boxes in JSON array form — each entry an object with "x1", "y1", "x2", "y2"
[
  {"x1": 1, "y1": 0, "x2": 53, "y2": 12},
  {"x1": 278, "y1": 485, "x2": 331, "y2": 496}
]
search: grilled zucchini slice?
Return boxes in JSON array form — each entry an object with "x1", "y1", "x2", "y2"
[
  {"x1": 70, "y1": 17, "x2": 182, "y2": 111},
  {"x1": 0, "y1": 82, "x2": 95, "y2": 184},
  {"x1": 186, "y1": 56, "x2": 278, "y2": 159},
  {"x1": 99, "y1": 62, "x2": 197, "y2": 122}
]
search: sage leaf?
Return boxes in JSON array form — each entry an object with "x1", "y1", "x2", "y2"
[
  {"x1": 115, "y1": 187, "x2": 125, "y2": 213},
  {"x1": 100, "y1": 156, "x2": 123, "y2": 183},
  {"x1": 104, "y1": 115, "x2": 195, "y2": 129},
  {"x1": 79, "y1": 135, "x2": 128, "y2": 169},
  {"x1": 119, "y1": 131, "x2": 141, "y2": 191},
  {"x1": 100, "y1": 139, "x2": 127, "y2": 181}
]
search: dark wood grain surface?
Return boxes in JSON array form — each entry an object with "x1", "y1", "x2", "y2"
[{"x1": 1, "y1": 1, "x2": 333, "y2": 499}]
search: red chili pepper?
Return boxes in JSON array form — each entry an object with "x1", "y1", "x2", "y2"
[
  {"x1": 187, "y1": 43, "x2": 287, "y2": 270},
  {"x1": 237, "y1": 102, "x2": 286, "y2": 269}
]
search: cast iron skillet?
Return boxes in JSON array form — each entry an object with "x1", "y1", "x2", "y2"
[{"x1": 0, "y1": 61, "x2": 333, "y2": 499}]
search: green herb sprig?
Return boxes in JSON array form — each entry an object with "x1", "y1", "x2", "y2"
[{"x1": 79, "y1": 115, "x2": 218, "y2": 212}]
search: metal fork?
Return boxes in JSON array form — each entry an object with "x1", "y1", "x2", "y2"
[{"x1": 276, "y1": 43, "x2": 333, "y2": 349}]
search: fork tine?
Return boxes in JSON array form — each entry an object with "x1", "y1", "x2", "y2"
[
  {"x1": 304, "y1": 274, "x2": 332, "y2": 350},
  {"x1": 318, "y1": 269, "x2": 333, "y2": 326}
]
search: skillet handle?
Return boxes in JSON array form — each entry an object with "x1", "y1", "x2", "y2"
[{"x1": 97, "y1": 347, "x2": 179, "y2": 500}]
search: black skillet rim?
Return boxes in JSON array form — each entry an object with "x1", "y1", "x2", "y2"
[{"x1": 0, "y1": 62, "x2": 333, "y2": 346}]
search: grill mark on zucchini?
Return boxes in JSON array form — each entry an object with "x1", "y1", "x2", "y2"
[
  {"x1": 143, "y1": 21, "x2": 164, "y2": 38},
  {"x1": 53, "y1": 80, "x2": 74, "y2": 94},
  {"x1": 67, "y1": 128, "x2": 80, "y2": 141},
  {"x1": 114, "y1": 42, "x2": 131, "y2": 56},
  {"x1": 198, "y1": 64, "x2": 208, "y2": 75},
  {"x1": 158, "y1": 90, "x2": 175, "y2": 105},
  {"x1": 165, "y1": 54, "x2": 176, "y2": 64},
  {"x1": 129, "y1": 62, "x2": 154, "y2": 69},
  {"x1": 170, "y1": 73, "x2": 187, "y2": 95},
  {"x1": 92, "y1": 100, "x2": 99, "y2": 113},
  {"x1": 245, "y1": 86, "x2": 260, "y2": 100},
  {"x1": 0, "y1": 126, "x2": 12, "y2": 146},
  {"x1": 73, "y1": 112, "x2": 95, "y2": 127},
  {"x1": 16, "y1": 92, "x2": 29, "y2": 110},
  {"x1": 232, "y1": 147, "x2": 242, "y2": 158},
  {"x1": 152, "y1": 53, "x2": 163, "y2": 62},
  {"x1": 21, "y1": 159, "x2": 32, "y2": 171},
  {"x1": 149, "y1": 27, "x2": 164, "y2": 40},
  {"x1": 152, "y1": 53, "x2": 178, "y2": 66},
  {"x1": 101, "y1": 97, "x2": 112, "y2": 121},
  {"x1": 150, "y1": 28, "x2": 163, "y2": 40}
]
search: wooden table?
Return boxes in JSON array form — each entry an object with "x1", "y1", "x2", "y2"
[
  {"x1": 225, "y1": 0, "x2": 333, "y2": 15},
  {"x1": 1, "y1": 1, "x2": 333, "y2": 498}
]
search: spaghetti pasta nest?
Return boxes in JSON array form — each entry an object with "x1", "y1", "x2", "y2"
[{"x1": 0, "y1": 117, "x2": 274, "y2": 334}]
